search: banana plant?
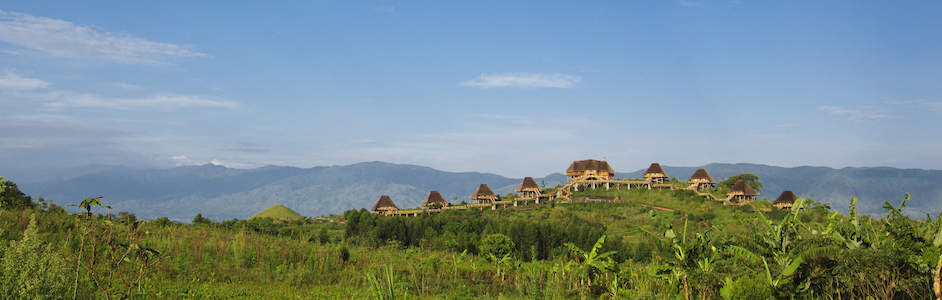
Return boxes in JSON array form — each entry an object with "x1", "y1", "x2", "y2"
[
  {"x1": 646, "y1": 211, "x2": 718, "y2": 300},
  {"x1": 564, "y1": 234, "x2": 619, "y2": 288}
]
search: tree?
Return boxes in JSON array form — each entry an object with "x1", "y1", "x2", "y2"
[
  {"x1": 719, "y1": 173, "x2": 763, "y2": 193},
  {"x1": 479, "y1": 233, "x2": 514, "y2": 259},
  {"x1": 0, "y1": 177, "x2": 34, "y2": 210}
]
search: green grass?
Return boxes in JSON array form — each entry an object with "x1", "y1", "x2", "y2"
[{"x1": 249, "y1": 204, "x2": 305, "y2": 221}]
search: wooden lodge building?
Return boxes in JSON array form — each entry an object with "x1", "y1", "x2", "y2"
[
  {"x1": 470, "y1": 184, "x2": 498, "y2": 204},
  {"x1": 727, "y1": 180, "x2": 758, "y2": 204},
  {"x1": 566, "y1": 159, "x2": 615, "y2": 182},
  {"x1": 643, "y1": 163, "x2": 669, "y2": 184},
  {"x1": 773, "y1": 191, "x2": 799, "y2": 210},
  {"x1": 371, "y1": 195, "x2": 398, "y2": 214},
  {"x1": 515, "y1": 177, "x2": 542, "y2": 200},
  {"x1": 422, "y1": 191, "x2": 448, "y2": 209},
  {"x1": 688, "y1": 168, "x2": 716, "y2": 191}
]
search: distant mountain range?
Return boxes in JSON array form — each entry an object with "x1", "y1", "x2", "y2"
[{"x1": 10, "y1": 162, "x2": 942, "y2": 221}]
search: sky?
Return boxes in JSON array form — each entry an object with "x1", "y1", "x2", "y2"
[{"x1": 1, "y1": 1, "x2": 941, "y2": 179}]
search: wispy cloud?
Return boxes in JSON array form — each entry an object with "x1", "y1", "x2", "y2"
[
  {"x1": 461, "y1": 72, "x2": 582, "y2": 89},
  {"x1": 217, "y1": 143, "x2": 272, "y2": 153},
  {"x1": 771, "y1": 123, "x2": 801, "y2": 130},
  {"x1": 821, "y1": 106, "x2": 900, "y2": 122},
  {"x1": 469, "y1": 114, "x2": 534, "y2": 124},
  {"x1": 42, "y1": 93, "x2": 238, "y2": 110},
  {"x1": 679, "y1": 1, "x2": 702, "y2": 6},
  {"x1": 888, "y1": 99, "x2": 942, "y2": 113},
  {"x1": 0, "y1": 71, "x2": 49, "y2": 90},
  {"x1": 0, "y1": 10, "x2": 206, "y2": 65}
]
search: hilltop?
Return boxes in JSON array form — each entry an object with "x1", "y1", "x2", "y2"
[{"x1": 249, "y1": 204, "x2": 304, "y2": 220}]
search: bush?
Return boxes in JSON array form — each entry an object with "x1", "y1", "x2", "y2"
[
  {"x1": 0, "y1": 214, "x2": 71, "y2": 299},
  {"x1": 479, "y1": 233, "x2": 515, "y2": 259}
]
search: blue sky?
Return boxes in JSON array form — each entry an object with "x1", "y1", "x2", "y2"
[{"x1": 1, "y1": 1, "x2": 940, "y2": 179}]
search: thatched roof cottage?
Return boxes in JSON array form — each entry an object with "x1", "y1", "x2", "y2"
[
  {"x1": 773, "y1": 191, "x2": 799, "y2": 210},
  {"x1": 422, "y1": 191, "x2": 448, "y2": 208},
  {"x1": 566, "y1": 159, "x2": 615, "y2": 182},
  {"x1": 688, "y1": 168, "x2": 716, "y2": 191},
  {"x1": 643, "y1": 163, "x2": 669, "y2": 183},
  {"x1": 470, "y1": 184, "x2": 498, "y2": 204},
  {"x1": 371, "y1": 195, "x2": 398, "y2": 213},
  {"x1": 727, "y1": 180, "x2": 758, "y2": 204}
]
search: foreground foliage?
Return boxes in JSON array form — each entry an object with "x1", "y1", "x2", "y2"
[{"x1": 0, "y1": 177, "x2": 940, "y2": 299}]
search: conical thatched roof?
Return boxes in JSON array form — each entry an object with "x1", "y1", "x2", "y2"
[
  {"x1": 471, "y1": 184, "x2": 497, "y2": 200},
  {"x1": 515, "y1": 177, "x2": 541, "y2": 192},
  {"x1": 566, "y1": 159, "x2": 615, "y2": 175},
  {"x1": 422, "y1": 191, "x2": 447, "y2": 207},
  {"x1": 643, "y1": 163, "x2": 668, "y2": 178},
  {"x1": 688, "y1": 168, "x2": 716, "y2": 183},
  {"x1": 728, "y1": 180, "x2": 759, "y2": 196},
  {"x1": 371, "y1": 195, "x2": 398, "y2": 211},
  {"x1": 773, "y1": 191, "x2": 798, "y2": 205}
]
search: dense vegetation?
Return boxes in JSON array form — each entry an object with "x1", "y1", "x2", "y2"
[{"x1": 2, "y1": 174, "x2": 942, "y2": 299}]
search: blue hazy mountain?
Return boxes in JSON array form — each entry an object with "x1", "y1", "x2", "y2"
[{"x1": 13, "y1": 162, "x2": 941, "y2": 221}]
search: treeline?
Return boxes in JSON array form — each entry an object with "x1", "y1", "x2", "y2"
[{"x1": 342, "y1": 207, "x2": 633, "y2": 262}]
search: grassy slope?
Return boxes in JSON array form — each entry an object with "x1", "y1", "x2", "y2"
[{"x1": 248, "y1": 204, "x2": 304, "y2": 220}]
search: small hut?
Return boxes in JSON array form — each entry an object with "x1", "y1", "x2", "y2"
[
  {"x1": 643, "y1": 163, "x2": 669, "y2": 184},
  {"x1": 471, "y1": 184, "x2": 498, "y2": 204},
  {"x1": 773, "y1": 191, "x2": 799, "y2": 210},
  {"x1": 422, "y1": 191, "x2": 448, "y2": 209},
  {"x1": 566, "y1": 159, "x2": 615, "y2": 182},
  {"x1": 688, "y1": 168, "x2": 716, "y2": 191},
  {"x1": 727, "y1": 180, "x2": 759, "y2": 204},
  {"x1": 371, "y1": 195, "x2": 398, "y2": 214},
  {"x1": 515, "y1": 177, "x2": 542, "y2": 199}
]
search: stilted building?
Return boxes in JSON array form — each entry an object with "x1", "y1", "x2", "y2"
[
  {"x1": 773, "y1": 191, "x2": 799, "y2": 210},
  {"x1": 470, "y1": 184, "x2": 498, "y2": 204},
  {"x1": 422, "y1": 191, "x2": 448, "y2": 209},
  {"x1": 566, "y1": 159, "x2": 615, "y2": 182},
  {"x1": 643, "y1": 163, "x2": 669, "y2": 184},
  {"x1": 727, "y1": 180, "x2": 759, "y2": 204},
  {"x1": 515, "y1": 177, "x2": 542, "y2": 199},
  {"x1": 371, "y1": 195, "x2": 398, "y2": 214},
  {"x1": 688, "y1": 168, "x2": 716, "y2": 191}
]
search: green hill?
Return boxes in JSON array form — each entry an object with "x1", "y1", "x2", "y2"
[{"x1": 248, "y1": 204, "x2": 304, "y2": 220}]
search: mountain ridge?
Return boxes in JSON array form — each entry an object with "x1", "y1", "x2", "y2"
[{"x1": 12, "y1": 161, "x2": 942, "y2": 221}]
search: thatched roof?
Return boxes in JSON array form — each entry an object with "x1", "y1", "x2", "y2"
[
  {"x1": 515, "y1": 177, "x2": 541, "y2": 192},
  {"x1": 728, "y1": 180, "x2": 759, "y2": 196},
  {"x1": 688, "y1": 168, "x2": 716, "y2": 183},
  {"x1": 422, "y1": 191, "x2": 447, "y2": 207},
  {"x1": 643, "y1": 163, "x2": 668, "y2": 178},
  {"x1": 773, "y1": 191, "x2": 798, "y2": 205},
  {"x1": 371, "y1": 195, "x2": 398, "y2": 211},
  {"x1": 471, "y1": 184, "x2": 497, "y2": 199},
  {"x1": 566, "y1": 159, "x2": 615, "y2": 174}
]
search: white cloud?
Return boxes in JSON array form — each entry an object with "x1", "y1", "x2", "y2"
[
  {"x1": 461, "y1": 72, "x2": 582, "y2": 89},
  {"x1": 42, "y1": 93, "x2": 238, "y2": 110},
  {"x1": 0, "y1": 71, "x2": 49, "y2": 90},
  {"x1": 0, "y1": 10, "x2": 206, "y2": 65},
  {"x1": 820, "y1": 106, "x2": 899, "y2": 122}
]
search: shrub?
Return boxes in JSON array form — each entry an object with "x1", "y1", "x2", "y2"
[
  {"x1": 479, "y1": 233, "x2": 515, "y2": 259},
  {"x1": 0, "y1": 214, "x2": 71, "y2": 300}
]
